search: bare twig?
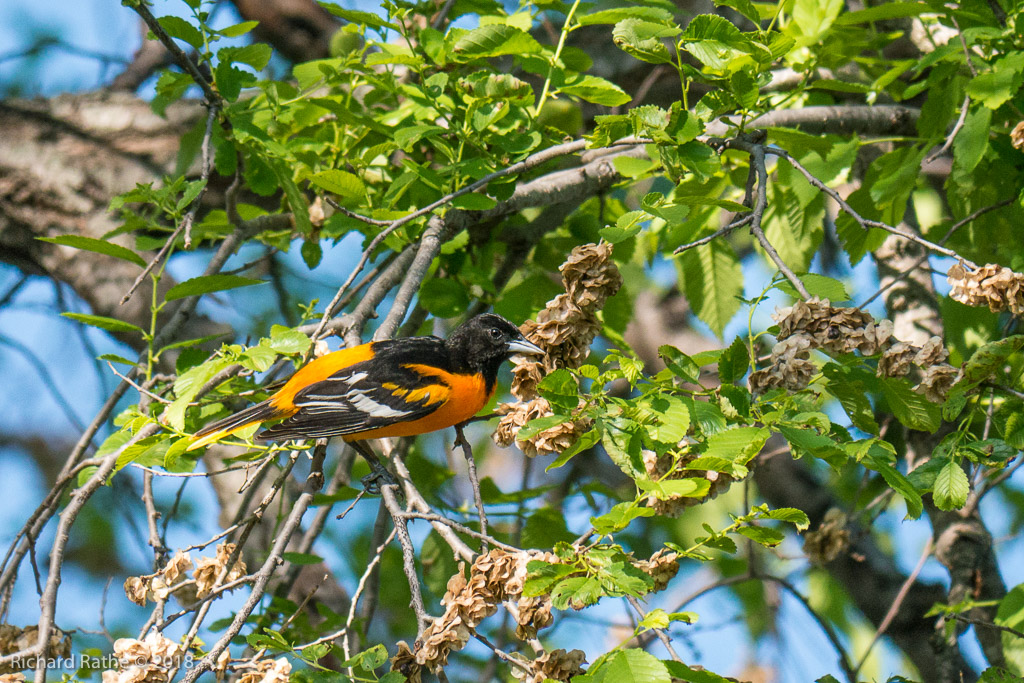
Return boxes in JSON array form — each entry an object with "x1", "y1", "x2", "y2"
[
  {"x1": 381, "y1": 483, "x2": 431, "y2": 635},
  {"x1": 179, "y1": 452, "x2": 324, "y2": 683},
  {"x1": 455, "y1": 424, "x2": 488, "y2": 551},
  {"x1": 853, "y1": 538, "x2": 932, "y2": 676}
]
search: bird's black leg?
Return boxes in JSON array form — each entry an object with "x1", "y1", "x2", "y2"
[{"x1": 349, "y1": 439, "x2": 398, "y2": 495}]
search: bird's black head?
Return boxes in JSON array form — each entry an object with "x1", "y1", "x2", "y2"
[{"x1": 446, "y1": 313, "x2": 544, "y2": 389}]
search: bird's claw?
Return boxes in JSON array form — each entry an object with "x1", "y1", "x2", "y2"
[{"x1": 360, "y1": 457, "x2": 398, "y2": 495}]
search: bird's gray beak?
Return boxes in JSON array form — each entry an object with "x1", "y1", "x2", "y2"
[{"x1": 507, "y1": 338, "x2": 544, "y2": 356}]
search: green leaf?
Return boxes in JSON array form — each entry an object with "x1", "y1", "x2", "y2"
[
  {"x1": 965, "y1": 53, "x2": 1024, "y2": 110},
  {"x1": 960, "y1": 335, "x2": 1024, "y2": 387},
  {"x1": 790, "y1": 0, "x2": 843, "y2": 42},
  {"x1": 216, "y1": 20, "x2": 259, "y2": 37},
  {"x1": 933, "y1": 460, "x2": 969, "y2": 511},
  {"x1": 281, "y1": 552, "x2": 325, "y2": 565},
  {"x1": 637, "y1": 477, "x2": 711, "y2": 499},
  {"x1": 713, "y1": 0, "x2": 761, "y2": 24},
  {"x1": 546, "y1": 427, "x2": 600, "y2": 472},
  {"x1": 735, "y1": 525, "x2": 785, "y2": 547},
  {"x1": 157, "y1": 15, "x2": 204, "y2": 49},
  {"x1": 310, "y1": 169, "x2": 365, "y2": 198},
  {"x1": 953, "y1": 106, "x2": 992, "y2": 175},
  {"x1": 600, "y1": 648, "x2": 672, "y2": 683},
  {"x1": 834, "y1": 1, "x2": 929, "y2": 25},
  {"x1": 759, "y1": 507, "x2": 810, "y2": 531},
  {"x1": 319, "y1": 3, "x2": 399, "y2": 31},
  {"x1": 613, "y1": 18, "x2": 678, "y2": 64},
  {"x1": 591, "y1": 502, "x2": 655, "y2": 535},
  {"x1": 419, "y1": 279, "x2": 470, "y2": 318},
  {"x1": 62, "y1": 313, "x2": 145, "y2": 335},
  {"x1": 718, "y1": 335, "x2": 749, "y2": 382},
  {"x1": 38, "y1": 235, "x2": 145, "y2": 267},
  {"x1": 517, "y1": 414, "x2": 571, "y2": 441},
  {"x1": 778, "y1": 425, "x2": 846, "y2": 468},
  {"x1": 996, "y1": 584, "x2": 1024, "y2": 677},
  {"x1": 703, "y1": 426, "x2": 769, "y2": 464},
  {"x1": 677, "y1": 239, "x2": 742, "y2": 338},
  {"x1": 775, "y1": 273, "x2": 850, "y2": 302},
  {"x1": 647, "y1": 395, "x2": 691, "y2": 444},
  {"x1": 451, "y1": 25, "x2": 542, "y2": 60},
  {"x1": 559, "y1": 75, "x2": 631, "y2": 106},
  {"x1": 865, "y1": 455, "x2": 924, "y2": 519},
  {"x1": 165, "y1": 274, "x2": 265, "y2": 301},
  {"x1": 578, "y1": 7, "x2": 674, "y2": 26},
  {"x1": 268, "y1": 326, "x2": 312, "y2": 355},
  {"x1": 613, "y1": 156, "x2": 658, "y2": 179},
  {"x1": 538, "y1": 369, "x2": 579, "y2": 414},
  {"x1": 880, "y1": 377, "x2": 941, "y2": 432},
  {"x1": 219, "y1": 43, "x2": 273, "y2": 70},
  {"x1": 680, "y1": 14, "x2": 754, "y2": 72}
]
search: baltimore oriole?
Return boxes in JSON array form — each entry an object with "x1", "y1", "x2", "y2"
[{"x1": 187, "y1": 314, "x2": 543, "y2": 452}]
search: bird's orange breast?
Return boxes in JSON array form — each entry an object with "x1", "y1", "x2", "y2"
[{"x1": 343, "y1": 365, "x2": 492, "y2": 441}]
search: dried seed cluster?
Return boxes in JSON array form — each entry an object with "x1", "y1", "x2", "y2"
[
  {"x1": 237, "y1": 657, "x2": 291, "y2": 683},
  {"x1": 391, "y1": 549, "x2": 557, "y2": 682},
  {"x1": 494, "y1": 243, "x2": 620, "y2": 456},
  {"x1": 0, "y1": 625, "x2": 71, "y2": 675},
  {"x1": 642, "y1": 449, "x2": 734, "y2": 517},
  {"x1": 750, "y1": 298, "x2": 961, "y2": 402},
  {"x1": 802, "y1": 508, "x2": 851, "y2": 565},
  {"x1": 948, "y1": 263, "x2": 1024, "y2": 316},
  {"x1": 632, "y1": 548, "x2": 681, "y2": 592},
  {"x1": 1012, "y1": 121, "x2": 1024, "y2": 151},
  {"x1": 100, "y1": 633, "x2": 183, "y2": 683},
  {"x1": 124, "y1": 544, "x2": 247, "y2": 607},
  {"x1": 510, "y1": 648, "x2": 587, "y2": 683}
]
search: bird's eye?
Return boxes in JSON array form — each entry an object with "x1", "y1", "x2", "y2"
[{"x1": 489, "y1": 327, "x2": 503, "y2": 340}]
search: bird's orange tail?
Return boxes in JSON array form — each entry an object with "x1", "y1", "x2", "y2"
[{"x1": 186, "y1": 399, "x2": 287, "y2": 451}]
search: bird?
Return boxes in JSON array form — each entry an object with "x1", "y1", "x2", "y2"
[{"x1": 186, "y1": 314, "x2": 544, "y2": 472}]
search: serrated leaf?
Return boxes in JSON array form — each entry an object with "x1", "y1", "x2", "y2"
[
  {"x1": 578, "y1": 7, "x2": 674, "y2": 26},
  {"x1": 933, "y1": 460, "x2": 969, "y2": 511},
  {"x1": 451, "y1": 25, "x2": 542, "y2": 60},
  {"x1": 960, "y1": 335, "x2": 1024, "y2": 387},
  {"x1": 217, "y1": 20, "x2": 259, "y2": 37},
  {"x1": 281, "y1": 552, "x2": 325, "y2": 565},
  {"x1": 759, "y1": 507, "x2": 810, "y2": 530},
  {"x1": 158, "y1": 15, "x2": 204, "y2": 49},
  {"x1": 775, "y1": 273, "x2": 850, "y2": 302},
  {"x1": 881, "y1": 377, "x2": 941, "y2": 432},
  {"x1": 677, "y1": 239, "x2": 742, "y2": 338},
  {"x1": 637, "y1": 477, "x2": 711, "y2": 499},
  {"x1": 735, "y1": 525, "x2": 785, "y2": 546},
  {"x1": 996, "y1": 584, "x2": 1024, "y2": 677},
  {"x1": 718, "y1": 335, "x2": 749, "y2": 382},
  {"x1": 318, "y1": 3, "x2": 399, "y2": 31},
  {"x1": 600, "y1": 649, "x2": 672, "y2": 683},
  {"x1": 38, "y1": 235, "x2": 145, "y2": 267},
  {"x1": 62, "y1": 313, "x2": 145, "y2": 335},
  {"x1": 613, "y1": 18, "x2": 677, "y2": 64},
  {"x1": 310, "y1": 169, "x2": 365, "y2": 198},
  {"x1": 419, "y1": 278, "x2": 470, "y2": 318},
  {"x1": 591, "y1": 502, "x2": 657, "y2": 535},
  {"x1": 703, "y1": 426, "x2": 769, "y2": 464},
  {"x1": 165, "y1": 274, "x2": 265, "y2": 301},
  {"x1": 865, "y1": 455, "x2": 923, "y2": 519},
  {"x1": 559, "y1": 75, "x2": 631, "y2": 106}
]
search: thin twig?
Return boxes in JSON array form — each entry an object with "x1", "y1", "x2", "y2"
[
  {"x1": 950, "y1": 614, "x2": 1024, "y2": 640},
  {"x1": 626, "y1": 595, "x2": 682, "y2": 662},
  {"x1": 925, "y1": 96, "x2": 971, "y2": 164},
  {"x1": 381, "y1": 483, "x2": 431, "y2": 635},
  {"x1": 179, "y1": 452, "x2": 324, "y2": 683},
  {"x1": 455, "y1": 424, "x2": 488, "y2": 551},
  {"x1": 672, "y1": 214, "x2": 753, "y2": 254},
  {"x1": 853, "y1": 538, "x2": 932, "y2": 676},
  {"x1": 767, "y1": 145, "x2": 978, "y2": 269},
  {"x1": 399, "y1": 511, "x2": 517, "y2": 552},
  {"x1": 746, "y1": 144, "x2": 810, "y2": 299}
]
